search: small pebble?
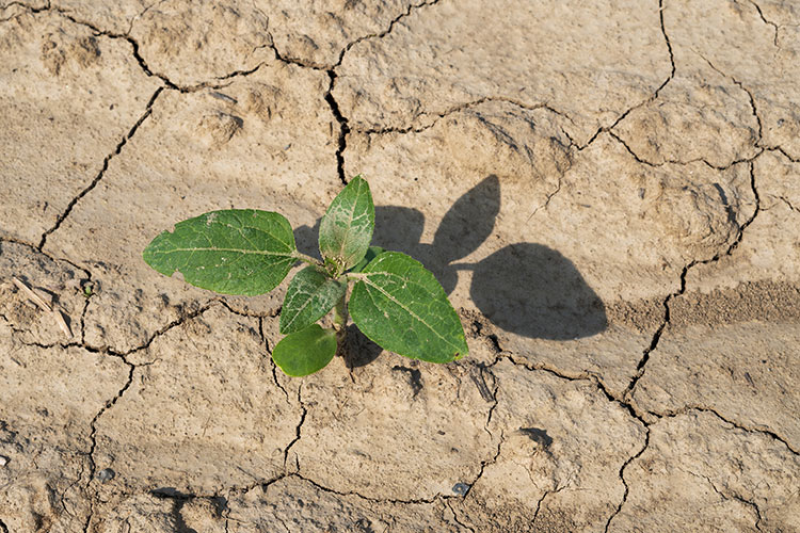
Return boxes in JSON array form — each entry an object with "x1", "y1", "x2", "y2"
[
  {"x1": 452, "y1": 483, "x2": 470, "y2": 497},
  {"x1": 97, "y1": 468, "x2": 115, "y2": 483},
  {"x1": 0, "y1": 455, "x2": 8, "y2": 467}
]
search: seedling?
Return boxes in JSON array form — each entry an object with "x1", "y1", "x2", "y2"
[
  {"x1": 81, "y1": 281, "x2": 94, "y2": 298},
  {"x1": 142, "y1": 176, "x2": 468, "y2": 376}
]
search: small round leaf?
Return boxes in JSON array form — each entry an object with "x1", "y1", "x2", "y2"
[{"x1": 272, "y1": 325, "x2": 337, "y2": 377}]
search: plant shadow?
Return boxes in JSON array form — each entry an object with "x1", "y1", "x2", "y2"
[{"x1": 294, "y1": 175, "x2": 607, "y2": 365}]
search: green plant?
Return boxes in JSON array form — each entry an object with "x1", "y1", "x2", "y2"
[{"x1": 142, "y1": 176, "x2": 468, "y2": 376}]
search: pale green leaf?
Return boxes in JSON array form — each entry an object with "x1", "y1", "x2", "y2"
[
  {"x1": 280, "y1": 266, "x2": 347, "y2": 334},
  {"x1": 143, "y1": 209, "x2": 297, "y2": 296},
  {"x1": 319, "y1": 175, "x2": 375, "y2": 273},
  {"x1": 272, "y1": 325, "x2": 337, "y2": 377},
  {"x1": 349, "y1": 252, "x2": 468, "y2": 363}
]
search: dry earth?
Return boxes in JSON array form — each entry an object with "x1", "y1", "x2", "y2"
[{"x1": 1, "y1": 0, "x2": 799, "y2": 531}]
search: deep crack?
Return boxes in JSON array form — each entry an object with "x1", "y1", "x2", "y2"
[
  {"x1": 325, "y1": 70, "x2": 350, "y2": 186},
  {"x1": 269, "y1": 0, "x2": 445, "y2": 187}
]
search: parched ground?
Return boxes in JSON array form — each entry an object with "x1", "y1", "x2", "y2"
[{"x1": 1, "y1": 0, "x2": 799, "y2": 531}]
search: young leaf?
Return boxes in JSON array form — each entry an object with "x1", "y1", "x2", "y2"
[
  {"x1": 272, "y1": 324, "x2": 337, "y2": 377},
  {"x1": 349, "y1": 252, "x2": 468, "y2": 363},
  {"x1": 349, "y1": 245, "x2": 384, "y2": 273},
  {"x1": 319, "y1": 175, "x2": 375, "y2": 273},
  {"x1": 280, "y1": 266, "x2": 347, "y2": 334},
  {"x1": 143, "y1": 209, "x2": 297, "y2": 296}
]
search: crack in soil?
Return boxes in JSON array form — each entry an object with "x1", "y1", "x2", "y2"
[
  {"x1": 746, "y1": 0, "x2": 780, "y2": 48},
  {"x1": 295, "y1": 472, "x2": 445, "y2": 505},
  {"x1": 526, "y1": 172, "x2": 564, "y2": 222},
  {"x1": 770, "y1": 145, "x2": 800, "y2": 163},
  {"x1": 603, "y1": 425, "x2": 651, "y2": 532},
  {"x1": 325, "y1": 69, "x2": 350, "y2": 186},
  {"x1": 1, "y1": 237, "x2": 91, "y2": 285},
  {"x1": 471, "y1": 324, "x2": 658, "y2": 531},
  {"x1": 577, "y1": 0, "x2": 676, "y2": 151},
  {"x1": 83, "y1": 354, "x2": 135, "y2": 480},
  {"x1": 652, "y1": 405, "x2": 799, "y2": 456},
  {"x1": 255, "y1": 316, "x2": 292, "y2": 403},
  {"x1": 608, "y1": 130, "x2": 765, "y2": 169},
  {"x1": 332, "y1": 0, "x2": 443, "y2": 69},
  {"x1": 266, "y1": 1, "x2": 447, "y2": 187},
  {"x1": 700, "y1": 473, "x2": 765, "y2": 531},
  {"x1": 38, "y1": 87, "x2": 164, "y2": 250},
  {"x1": 696, "y1": 52, "x2": 765, "y2": 149},
  {"x1": 446, "y1": 500, "x2": 476, "y2": 533},
  {"x1": 531, "y1": 488, "x2": 556, "y2": 526},
  {"x1": 623, "y1": 159, "x2": 762, "y2": 398},
  {"x1": 657, "y1": 0, "x2": 676, "y2": 96},
  {"x1": 0, "y1": 0, "x2": 48, "y2": 23},
  {"x1": 212, "y1": 471, "x2": 453, "y2": 507},
  {"x1": 282, "y1": 384, "x2": 306, "y2": 471},
  {"x1": 778, "y1": 196, "x2": 800, "y2": 216},
  {"x1": 356, "y1": 96, "x2": 575, "y2": 140},
  {"x1": 496, "y1": 350, "x2": 648, "y2": 425},
  {"x1": 15, "y1": 6, "x2": 269, "y2": 92}
]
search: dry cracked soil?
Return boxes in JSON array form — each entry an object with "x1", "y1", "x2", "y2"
[{"x1": 1, "y1": 0, "x2": 799, "y2": 531}]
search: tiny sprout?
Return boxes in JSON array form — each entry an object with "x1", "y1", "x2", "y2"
[
  {"x1": 143, "y1": 176, "x2": 468, "y2": 376},
  {"x1": 81, "y1": 282, "x2": 94, "y2": 298}
]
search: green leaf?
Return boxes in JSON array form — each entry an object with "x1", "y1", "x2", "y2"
[
  {"x1": 319, "y1": 175, "x2": 375, "y2": 273},
  {"x1": 349, "y1": 252, "x2": 468, "y2": 363},
  {"x1": 272, "y1": 325, "x2": 337, "y2": 377},
  {"x1": 280, "y1": 266, "x2": 347, "y2": 334},
  {"x1": 349, "y1": 245, "x2": 384, "y2": 273},
  {"x1": 143, "y1": 209, "x2": 297, "y2": 296}
]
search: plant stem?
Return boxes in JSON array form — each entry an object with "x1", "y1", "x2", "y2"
[
  {"x1": 293, "y1": 251, "x2": 323, "y2": 267},
  {"x1": 333, "y1": 293, "x2": 348, "y2": 347}
]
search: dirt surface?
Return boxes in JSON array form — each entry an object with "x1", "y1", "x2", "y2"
[{"x1": 1, "y1": 0, "x2": 799, "y2": 531}]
